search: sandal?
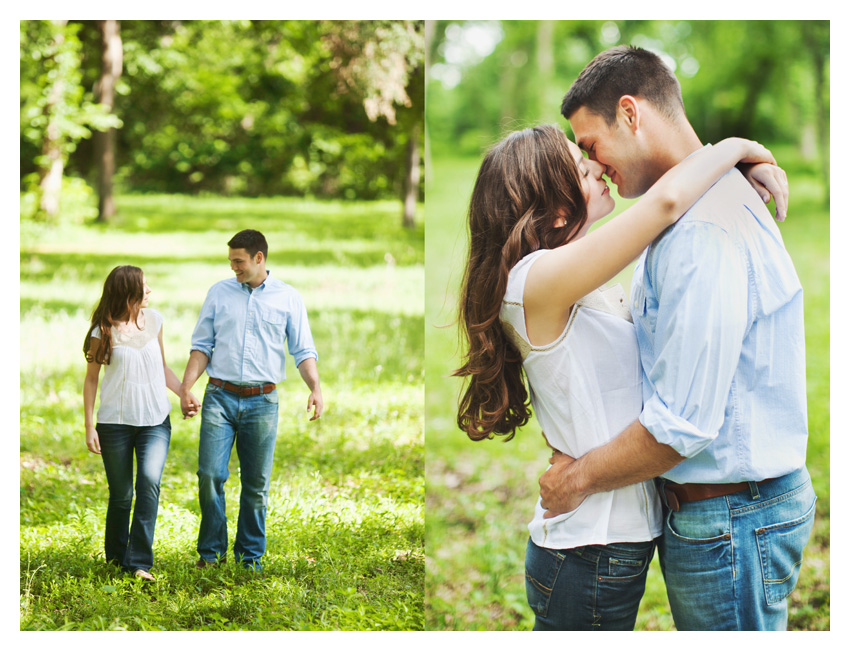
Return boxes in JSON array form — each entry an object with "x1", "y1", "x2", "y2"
[{"x1": 133, "y1": 568, "x2": 156, "y2": 581}]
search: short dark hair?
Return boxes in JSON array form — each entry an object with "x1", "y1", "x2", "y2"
[
  {"x1": 561, "y1": 45, "x2": 684, "y2": 125},
  {"x1": 228, "y1": 229, "x2": 268, "y2": 260}
]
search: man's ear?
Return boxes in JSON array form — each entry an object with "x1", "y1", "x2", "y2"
[
  {"x1": 255, "y1": 251, "x2": 265, "y2": 265},
  {"x1": 617, "y1": 95, "x2": 640, "y2": 132}
]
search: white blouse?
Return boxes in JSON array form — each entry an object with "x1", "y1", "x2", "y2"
[
  {"x1": 500, "y1": 250, "x2": 662, "y2": 549},
  {"x1": 93, "y1": 308, "x2": 172, "y2": 426}
]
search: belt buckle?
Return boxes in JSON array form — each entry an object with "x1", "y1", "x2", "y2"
[{"x1": 664, "y1": 486, "x2": 680, "y2": 512}]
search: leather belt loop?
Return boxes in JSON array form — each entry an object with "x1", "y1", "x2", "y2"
[{"x1": 664, "y1": 486, "x2": 681, "y2": 512}]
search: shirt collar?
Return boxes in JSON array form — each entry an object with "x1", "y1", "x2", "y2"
[{"x1": 240, "y1": 270, "x2": 271, "y2": 292}]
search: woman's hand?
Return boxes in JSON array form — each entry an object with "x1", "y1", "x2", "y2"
[
  {"x1": 728, "y1": 137, "x2": 788, "y2": 221},
  {"x1": 734, "y1": 137, "x2": 777, "y2": 167},
  {"x1": 86, "y1": 425, "x2": 101, "y2": 455},
  {"x1": 741, "y1": 162, "x2": 789, "y2": 222}
]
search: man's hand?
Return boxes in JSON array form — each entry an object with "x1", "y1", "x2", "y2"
[
  {"x1": 539, "y1": 449, "x2": 587, "y2": 518},
  {"x1": 307, "y1": 389, "x2": 324, "y2": 421}
]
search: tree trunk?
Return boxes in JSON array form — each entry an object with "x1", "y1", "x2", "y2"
[
  {"x1": 423, "y1": 21, "x2": 435, "y2": 193},
  {"x1": 95, "y1": 19, "x2": 122, "y2": 223},
  {"x1": 812, "y1": 47, "x2": 829, "y2": 205},
  {"x1": 402, "y1": 126, "x2": 420, "y2": 228},
  {"x1": 38, "y1": 20, "x2": 68, "y2": 220},
  {"x1": 536, "y1": 20, "x2": 554, "y2": 123}
]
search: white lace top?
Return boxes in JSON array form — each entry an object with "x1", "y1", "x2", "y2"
[
  {"x1": 500, "y1": 249, "x2": 661, "y2": 549},
  {"x1": 92, "y1": 308, "x2": 171, "y2": 426}
]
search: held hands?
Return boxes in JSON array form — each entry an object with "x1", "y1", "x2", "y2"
[
  {"x1": 86, "y1": 425, "x2": 101, "y2": 455},
  {"x1": 180, "y1": 391, "x2": 201, "y2": 419},
  {"x1": 539, "y1": 448, "x2": 586, "y2": 518}
]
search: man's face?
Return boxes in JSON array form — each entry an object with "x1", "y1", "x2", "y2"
[
  {"x1": 569, "y1": 105, "x2": 654, "y2": 199},
  {"x1": 229, "y1": 247, "x2": 264, "y2": 287}
]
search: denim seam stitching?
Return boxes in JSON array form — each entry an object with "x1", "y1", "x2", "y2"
[{"x1": 729, "y1": 480, "x2": 811, "y2": 517}]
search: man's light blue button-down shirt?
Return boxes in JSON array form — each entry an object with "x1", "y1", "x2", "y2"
[
  {"x1": 631, "y1": 162, "x2": 808, "y2": 484},
  {"x1": 191, "y1": 272, "x2": 317, "y2": 385}
]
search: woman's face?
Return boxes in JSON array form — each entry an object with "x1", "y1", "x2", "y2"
[
  {"x1": 140, "y1": 275, "x2": 151, "y2": 308},
  {"x1": 567, "y1": 138, "x2": 616, "y2": 228}
]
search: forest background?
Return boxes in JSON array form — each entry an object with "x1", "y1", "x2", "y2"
[{"x1": 424, "y1": 19, "x2": 831, "y2": 631}]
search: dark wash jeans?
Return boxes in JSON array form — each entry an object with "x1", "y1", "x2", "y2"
[
  {"x1": 97, "y1": 415, "x2": 171, "y2": 572},
  {"x1": 525, "y1": 537, "x2": 655, "y2": 630}
]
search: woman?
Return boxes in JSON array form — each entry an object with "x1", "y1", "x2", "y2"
[
  {"x1": 83, "y1": 265, "x2": 199, "y2": 581},
  {"x1": 454, "y1": 126, "x2": 787, "y2": 630}
]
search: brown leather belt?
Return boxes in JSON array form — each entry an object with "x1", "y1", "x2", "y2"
[
  {"x1": 209, "y1": 377, "x2": 276, "y2": 396},
  {"x1": 663, "y1": 479, "x2": 773, "y2": 512}
]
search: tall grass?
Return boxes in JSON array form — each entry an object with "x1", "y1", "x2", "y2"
[
  {"x1": 424, "y1": 151, "x2": 829, "y2": 630},
  {"x1": 20, "y1": 195, "x2": 424, "y2": 630}
]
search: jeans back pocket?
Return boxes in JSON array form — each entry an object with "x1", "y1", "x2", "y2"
[
  {"x1": 756, "y1": 494, "x2": 817, "y2": 605},
  {"x1": 525, "y1": 540, "x2": 565, "y2": 619}
]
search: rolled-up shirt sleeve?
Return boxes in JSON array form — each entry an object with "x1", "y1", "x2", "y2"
[
  {"x1": 190, "y1": 288, "x2": 217, "y2": 359},
  {"x1": 286, "y1": 292, "x2": 318, "y2": 368},
  {"x1": 638, "y1": 221, "x2": 749, "y2": 459}
]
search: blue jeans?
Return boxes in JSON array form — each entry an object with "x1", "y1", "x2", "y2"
[
  {"x1": 525, "y1": 537, "x2": 655, "y2": 630},
  {"x1": 97, "y1": 415, "x2": 171, "y2": 572},
  {"x1": 197, "y1": 382, "x2": 279, "y2": 570},
  {"x1": 657, "y1": 466, "x2": 817, "y2": 630}
]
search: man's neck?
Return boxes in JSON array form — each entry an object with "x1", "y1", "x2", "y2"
[
  {"x1": 247, "y1": 270, "x2": 269, "y2": 289},
  {"x1": 654, "y1": 121, "x2": 703, "y2": 175}
]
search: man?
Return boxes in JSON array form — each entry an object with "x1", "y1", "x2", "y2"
[
  {"x1": 539, "y1": 45, "x2": 815, "y2": 630},
  {"x1": 180, "y1": 229, "x2": 323, "y2": 571}
]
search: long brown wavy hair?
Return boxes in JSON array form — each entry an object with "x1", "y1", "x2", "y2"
[
  {"x1": 83, "y1": 265, "x2": 146, "y2": 365},
  {"x1": 454, "y1": 125, "x2": 589, "y2": 441}
]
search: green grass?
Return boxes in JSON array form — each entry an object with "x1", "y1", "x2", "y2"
[
  {"x1": 424, "y1": 152, "x2": 830, "y2": 631},
  {"x1": 20, "y1": 194, "x2": 424, "y2": 631}
]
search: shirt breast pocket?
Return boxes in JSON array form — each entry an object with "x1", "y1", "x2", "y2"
[
  {"x1": 259, "y1": 309, "x2": 286, "y2": 345},
  {"x1": 631, "y1": 284, "x2": 657, "y2": 341}
]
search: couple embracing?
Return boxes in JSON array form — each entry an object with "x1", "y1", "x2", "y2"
[
  {"x1": 456, "y1": 46, "x2": 816, "y2": 630},
  {"x1": 83, "y1": 229, "x2": 323, "y2": 581}
]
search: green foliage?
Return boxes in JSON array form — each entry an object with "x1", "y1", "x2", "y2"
[
  {"x1": 428, "y1": 20, "x2": 829, "y2": 163},
  {"x1": 20, "y1": 195, "x2": 424, "y2": 630},
  {"x1": 20, "y1": 21, "x2": 121, "y2": 159},
  {"x1": 424, "y1": 153, "x2": 830, "y2": 631},
  {"x1": 19, "y1": 20, "x2": 121, "y2": 220},
  {"x1": 20, "y1": 20, "x2": 424, "y2": 211}
]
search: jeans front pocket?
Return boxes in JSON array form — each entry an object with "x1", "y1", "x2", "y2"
[
  {"x1": 525, "y1": 538, "x2": 565, "y2": 619},
  {"x1": 756, "y1": 493, "x2": 817, "y2": 605}
]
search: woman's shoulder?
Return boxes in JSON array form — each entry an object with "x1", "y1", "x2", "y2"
[
  {"x1": 142, "y1": 308, "x2": 165, "y2": 330},
  {"x1": 506, "y1": 249, "x2": 551, "y2": 296}
]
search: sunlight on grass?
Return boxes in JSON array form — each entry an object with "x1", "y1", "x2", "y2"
[{"x1": 20, "y1": 194, "x2": 424, "y2": 631}]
